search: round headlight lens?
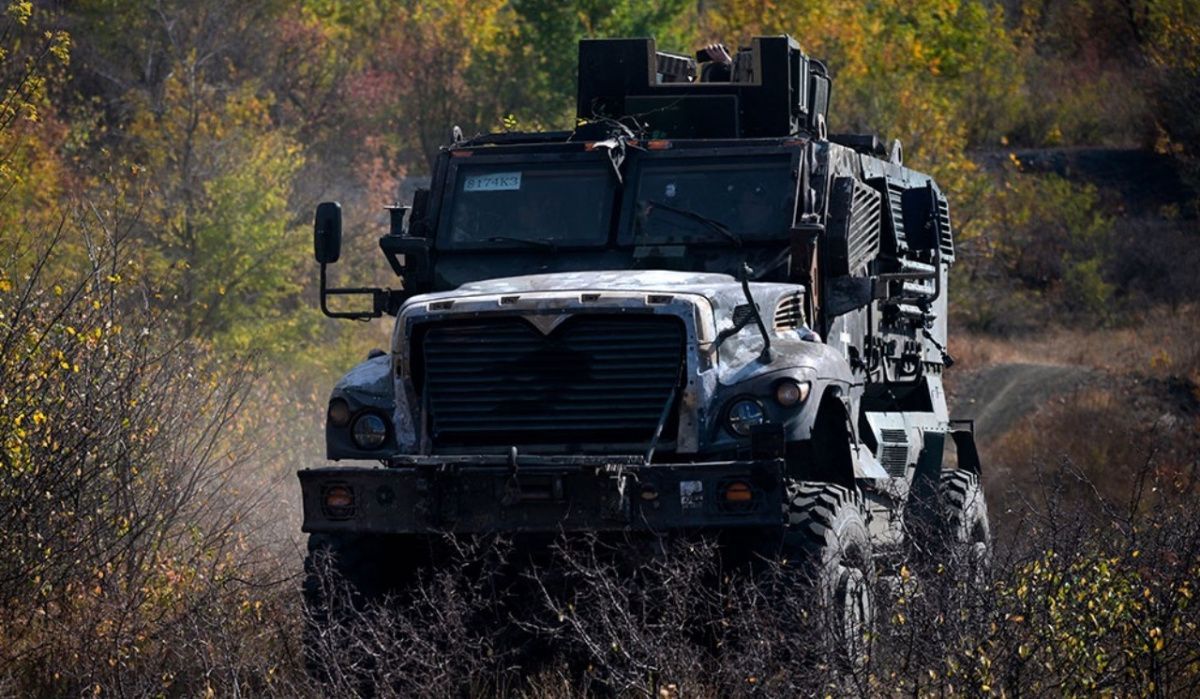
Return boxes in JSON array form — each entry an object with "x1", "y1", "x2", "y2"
[
  {"x1": 351, "y1": 413, "x2": 388, "y2": 450},
  {"x1": 774, "y1": 379, "x2": 811, "y2": 407},
  {"x1": 327, "y1": 398, "x2": 351, "y2": 428},
  {"x1": 726, "y1": 399, "x2": 765, "y2": 437}
]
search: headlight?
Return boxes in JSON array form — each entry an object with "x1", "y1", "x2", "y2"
[
  {"x1": 774, "y1": 379, "x2": 811, "y2": 407},
  {"x1": 351, "y1": 412, "x2": 388, "y2": 450},
  {"x1": 726, "y1": 399, "x2": 765, "y2": 437}
]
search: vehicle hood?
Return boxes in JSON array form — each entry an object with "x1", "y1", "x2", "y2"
[{"x1": 429, "y1": 270, "x2": 742, "y2": 298}]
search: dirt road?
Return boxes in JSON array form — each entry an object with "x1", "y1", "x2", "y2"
[{"x1": 950, "y1": 362, "x2": 1094, "y2": 442}]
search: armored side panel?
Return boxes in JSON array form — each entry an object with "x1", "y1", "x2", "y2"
[
  {"x1": 900, "y1": 186, "x2": 955, "y2": 262},
  {"x1": 826, "y1": 176, "x2": 883, "y2": 276},
  {"x1": 867, "y1": 176, "x2": 909, "y2": 255}
]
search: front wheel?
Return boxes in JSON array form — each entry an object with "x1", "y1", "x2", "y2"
[
  {"x1": 782, "y1": 482, "x2": 876, "y2": 668},
  {"x1": 302, "y1": 533, "x2": 430, "y2": 682}
]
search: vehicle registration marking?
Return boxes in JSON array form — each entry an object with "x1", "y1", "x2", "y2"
[
  {"x1": 464, "y1": 172, "x2": 522, "y2": 192},
  {"x1": 680, "y1": 480, "x2": 704, "y2": 510}
]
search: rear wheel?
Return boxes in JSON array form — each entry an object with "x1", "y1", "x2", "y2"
[
  {"x1": 937, "y1": 470, "x2": 991, "y2": 585},
  {"x1": 783, "y1": 482, "x2": 875, "y2": 668}
]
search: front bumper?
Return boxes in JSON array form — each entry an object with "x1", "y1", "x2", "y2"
[{"x1": 299, "y1": 454, "x2": 785, "y2": 535}]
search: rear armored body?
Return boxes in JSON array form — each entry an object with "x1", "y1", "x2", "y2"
[{"x1": 302, "y1": 36, "x2": 990, "y2": 659}]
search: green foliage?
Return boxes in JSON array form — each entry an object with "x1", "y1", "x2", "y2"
[
  {"x1": 4, "y1": 0, "x2": 1197, "y2": 350},
  {"x1": 992, "y1": 550, "x2": 1166, "y2": 694},
  {"x1": 702, "y1": 0, "x2": 1033, "y2": 300},
  {"x1": 0, "y1": 1, "x2": 71, "y2": 229},
  {"x1": 895, "y1": 538, "x2": 1200, "y2": 696},
  {"x1": 1145, "y1": 0, "x2": 1200, "y2": 200},
  {"x1": 954, "y1": 161, "x2": 1114, "y2": 331},
  {"x1": 1063, "y1": 257, "x2": 1115, "y2": 319},
  {"x1": 704, "y1": 0, "x2": 1020, "y2": 159},
  {"x1": 0, "y1": 227, "x2": 294, "y2": 695},
  {"x1": 0, "y1": 1, "x2": 70, "y2": 130},
  {"x1": 129, "y1": 77, "x2": 311, "y2": 353}
]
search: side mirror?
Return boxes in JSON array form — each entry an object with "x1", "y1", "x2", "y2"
[{"x1": 314, "y1": 201, "x2": 342, "y2": 264}]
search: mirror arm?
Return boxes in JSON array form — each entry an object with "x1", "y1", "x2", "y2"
[{"x1": 319, "y1": 263, "x2": 392, "y2": 320}]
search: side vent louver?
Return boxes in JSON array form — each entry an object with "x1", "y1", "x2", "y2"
[
  {"x1": 936, "y1": 194, "x2": 955, "y2": 262},
  {"x1": 868, "y1": 176, "x2": 908, "y2": 255},
  {"x1": 826, "y1": 177, "x2": 883, "y2": 276},
  {"x1": 773, "y1": 293, "x2": 805, "y2": 330},
  {"x1": 878, "y1": 428, "x2": 909, "y2": 478}
]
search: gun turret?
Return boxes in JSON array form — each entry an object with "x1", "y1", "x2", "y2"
[{"x1": 577, "y1": 36, "x2": 830, "y2": 139}]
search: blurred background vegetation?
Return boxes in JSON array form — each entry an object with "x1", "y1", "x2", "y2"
[
  {"x1": 5, "y1": 0, "x2": 1199, "y2": 350},
  {"x1": 1, "y1": 0, "x2": 1198, "y2": 694}
]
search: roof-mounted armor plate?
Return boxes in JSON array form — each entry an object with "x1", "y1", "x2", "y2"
[{"x1": 577, "y1": 36, "x2": 830, "y2": 139}]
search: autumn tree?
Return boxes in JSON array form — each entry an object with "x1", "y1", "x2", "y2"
[
  {"x1": 129, "y1": 75, "x2": 309, "y2": 351},
  {"x1": 0, "y1": 1, "x2": 71, "y2": 234},
  {"x1": 1144, "y1": 0, "x2": 1200, "y2": 199},
  {"x1": 52, "y1": 1, "x2": 313, "y2": 352}
]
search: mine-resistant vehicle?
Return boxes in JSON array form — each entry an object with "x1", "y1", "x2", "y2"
[{"x1": 300, "y1": 36, "x2": 991, "y2": 652}]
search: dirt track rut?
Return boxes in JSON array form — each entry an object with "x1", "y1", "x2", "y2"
[{"x1": 950, "y1": 362, "x2": 1094, "y2": 442}]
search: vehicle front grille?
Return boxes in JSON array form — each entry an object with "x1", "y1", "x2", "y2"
[{"x1": 416, "y1": 314, "x2": 685, "y2": 449}]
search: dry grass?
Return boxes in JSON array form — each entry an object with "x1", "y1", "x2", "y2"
[
  {"x1": 950, "y1": 304, "x2": 1200, "y2": 378},
  {"x1": 948, "y1": 303, "x2": 1200, "y2": 538},
  {"x1": 984, "y1": 385, "x2": 1199, "y2": 534},
  {"x1": 294, "y1": 458, "x2": 1200, "y2": 698}
]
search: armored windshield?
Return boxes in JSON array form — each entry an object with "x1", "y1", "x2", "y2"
[
  {"x1": 441, "y1": 161, "x2": 616, "y2": 250},
  {"x1": 630, "y1": 155, "x2": 795, "y2": 244}
]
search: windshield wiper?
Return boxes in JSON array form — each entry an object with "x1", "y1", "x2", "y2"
[
  {"x1": 642, "y1": 200, "x2": 743, "y2": 246},
  {"x1": 486, "y1": 235, "x2": 558, "y2": 251}
]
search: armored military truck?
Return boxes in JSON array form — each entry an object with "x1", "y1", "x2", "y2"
[{"x1": 301, "y1": 35, "x2": 990, "y2": 652}]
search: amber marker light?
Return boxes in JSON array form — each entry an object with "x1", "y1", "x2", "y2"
[
  {"x1": 774, "y1": 379, "x2": 811, "y2": 407},
  {"x1": 724, "y1": 481, "x2": 753, "y2": 503},
  {"x1": 646, "y1": 139, "x2": 672, "y2": 150},
  {"x1": 324, "y1": 485, "x2": 353, "y2": 510},
  {"x1": 327, "y1": 398, "x2": 351, "y2": 427}
]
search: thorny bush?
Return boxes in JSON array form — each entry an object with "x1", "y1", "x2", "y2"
[
  {"x1": 303, "y1": 452, "x2": 1200, "y2": 698},
  {"x1": 0, "y1": 221, "x2": 296, "y2": 696}
]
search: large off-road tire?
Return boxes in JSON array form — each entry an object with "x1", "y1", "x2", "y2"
[
  {"x1": 783, "y1": 482, "x2": 875, "y2": 668},
  {"x1": 937, "y1": 470, "x2": 992, "y2": 584}
]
